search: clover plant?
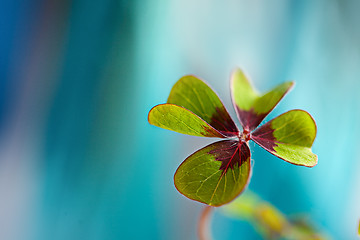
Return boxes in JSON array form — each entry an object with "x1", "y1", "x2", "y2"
[{"x1": 148, "y1": 68, "x2": 317, "y2": 207}]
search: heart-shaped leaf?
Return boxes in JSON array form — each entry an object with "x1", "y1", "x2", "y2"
[
  {"x1": 231, "y1": 68, "x2": 294, "y2": 131},
  {"x1": 168, "y1": 75, "x2": 239, "y2": 137},
  {"x1": 148, "y1": 104, "x2": 225, "y2": 138},
  {"x1": 251, "y1": 110, "x2": 317, "y2": 167},
  {"x1": 174, "y1": 140, "x2": 251, "y2": 206}
]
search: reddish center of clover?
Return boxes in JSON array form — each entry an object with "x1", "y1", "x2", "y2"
[{"x1": 239, "y1": 129, "x2": 251, "y2": 142}]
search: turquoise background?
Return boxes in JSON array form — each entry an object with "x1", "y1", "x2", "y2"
[{"x1": 0, "y1": 1, "x2": 359, "y2": 239}]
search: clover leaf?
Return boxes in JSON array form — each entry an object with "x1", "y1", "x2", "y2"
[
  {"x1": 148, "y1": 68, "x2": 318, "y2": 206},
  {"x1": 221, "y1": 191, "x2": 328, "y2": 239}
]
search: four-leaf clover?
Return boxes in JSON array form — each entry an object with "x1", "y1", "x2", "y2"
[{"x1": 148, "y1": 68, "x2": 317, "y2": 206}]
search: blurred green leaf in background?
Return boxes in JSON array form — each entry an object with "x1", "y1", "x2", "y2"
[{"x1": 221, "y1": 191, "x2": 329, "y2": 240}]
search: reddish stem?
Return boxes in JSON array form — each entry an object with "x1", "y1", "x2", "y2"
[{"x1": 198, "y1": 206, "x2": 213, "y2": 240}]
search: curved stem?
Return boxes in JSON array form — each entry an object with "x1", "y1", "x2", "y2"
[{"x1": 198, "y1": 206, "x2": 213, "y2": 240}]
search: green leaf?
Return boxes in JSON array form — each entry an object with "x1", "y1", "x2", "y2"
[
  {"x1": 148, "y1": 104, "x2": 225, "y2": 138},
  {"x1": 221, "y1": 191, "x2": 329, "y2": 239},
  {"x1": 168, "y1": 75, "x2": 239, "y2": 137},
  {"x1": 251, "y1": 110, "x2": 317, "y2": 167},
  {"x1": 290, "y1": 217, "x2": 329, "y2": 240},
  {"x1": 220, "y1": 191, "x2": 261, "y2": 219},
  {"x1": 174, "y1": 140, "x2": 251, "y2": 206},
  {"x1": 221, "y1": 191, "x2": 289, "y2": 238},
  {"x1": 231, "y1": 68, "x2": 294, "y2": 131}
]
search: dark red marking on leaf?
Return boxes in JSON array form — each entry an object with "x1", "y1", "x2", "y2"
[
  {"x1": 236, "y1": 107, "x2": 267, "y2": 132},
  {"x1": 209, "y1": 140, "x2": 250, "y2": 173},
  {"x1": 209, "y1": 107, "x2": 239, "y2": 137},
  {"x1": 201, "y1": 125, "x2": 225, "y2": 138},
  {"x1": 251, "y1": 122, "x2": 278, "y2": 152}
]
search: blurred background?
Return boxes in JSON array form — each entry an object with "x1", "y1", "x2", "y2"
[{"x1": 0, "y1": 0, "x2": 359, "y2": 239}]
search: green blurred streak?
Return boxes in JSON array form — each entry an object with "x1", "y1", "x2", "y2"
[{"x1": 221, "y1": 191, "x2": 330, "y2": 240}]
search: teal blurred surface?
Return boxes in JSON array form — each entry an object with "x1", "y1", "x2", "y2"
[{"x1": 0, "y1": 1, "x2": 359, "y2": 239}]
